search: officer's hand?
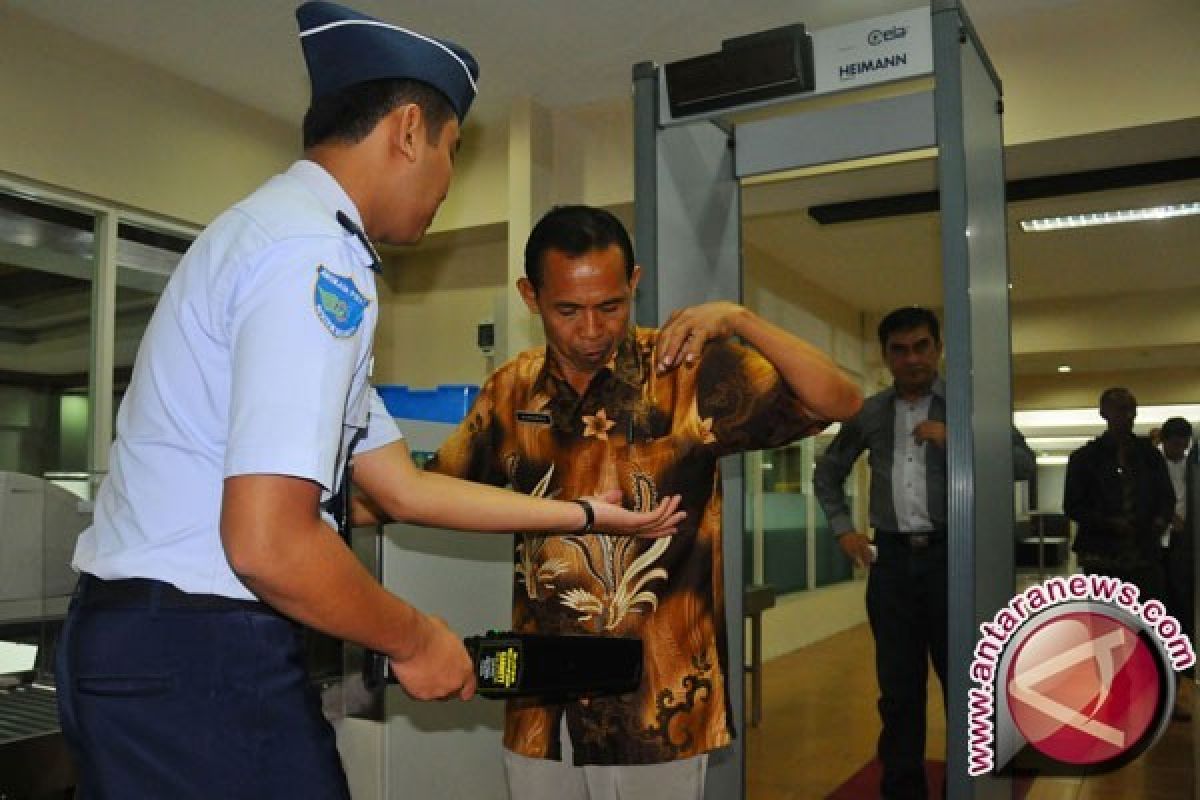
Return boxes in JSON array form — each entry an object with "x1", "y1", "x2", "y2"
[
  {"x1": 912, "y1": 420, "x2": 947, "y2": 449},
  {"x1": 655, "y1": 302, "x2": 745, "y2": 373},
  {"x1": 838, "y1": 532, "x2": 875, "y2": 569},
  {"x1": 582, "y1": 492, "x2": 686, "y2": 539},
  {"x1": 390, "y1": 614, "x2": 476, "y2": 701}
]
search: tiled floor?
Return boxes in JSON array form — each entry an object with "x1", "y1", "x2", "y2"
[{"x1": 745, "y1": 623, "x2": 1194, "y2": 799}]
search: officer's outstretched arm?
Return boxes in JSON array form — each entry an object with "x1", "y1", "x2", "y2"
[
  {"x1": 353, "y1": 438, "x2": 684, "y2": 538},
  {"x1": 220, "y1": 472, "x2": 476, "y2": 701}
]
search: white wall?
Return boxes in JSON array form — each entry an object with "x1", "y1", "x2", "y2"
[
  {"x1": 0, "y1": 9, "x2": 293, "y2": 226},
  {"x1": 374, "y1": 230, "x2": 508, "y2": 389},
  {"x1": 757, "y1": 580, "x2": 867, "y2": 662},
  {"x1": 1035, "y1": 464, "x2": 1067, "y2": 514},
  {"x1": 741, "y1": 243, "x2": 872, "y2": 656}
]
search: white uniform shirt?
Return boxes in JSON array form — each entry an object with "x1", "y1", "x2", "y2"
[
  {"x1": 891, "y1": 393, "x2": 934, "y2": 533},
  {"x1": 74, "y1": 160, "x2": 402, "y2": 599}
]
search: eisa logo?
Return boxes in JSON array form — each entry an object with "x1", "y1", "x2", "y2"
[{"x1": 868, "y1": 25, "x2": 908, "y2": 46}]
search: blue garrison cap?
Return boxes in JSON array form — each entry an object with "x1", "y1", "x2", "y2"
[{"x1": 296, "y1": 1, "x2": 479, "y2": 121}]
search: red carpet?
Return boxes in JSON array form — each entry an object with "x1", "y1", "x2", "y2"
[{"x1": 825, "y1": 759, "x2": 1033, "y2": 799}]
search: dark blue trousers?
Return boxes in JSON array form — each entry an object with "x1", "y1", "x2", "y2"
[
  {"x1": 55, "y1": 575, "x2": 350, "y2": 800},
  {"x1": 867, "y1": 534, "x2": 948, "y2": 800}
]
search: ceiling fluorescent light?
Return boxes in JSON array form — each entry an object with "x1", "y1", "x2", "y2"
[
  {"x1": 1014, "y1": 404, "x2": 1200, "y2": 430},
  {"x1": 1020, "y1": 202, "x2": 1200, "y2": 232}
]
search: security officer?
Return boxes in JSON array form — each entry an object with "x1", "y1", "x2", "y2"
[{"x1": 54, "y1": 3, "x2": 682, "y2": 798}]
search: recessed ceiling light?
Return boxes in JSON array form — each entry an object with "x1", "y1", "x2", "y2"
[
  {"x1": 1020, "y1": 202, "x2": 1200, "y2": 232},
  {"x1": 1056, "y1": 365, "x2": 1072, "y2": 373}
]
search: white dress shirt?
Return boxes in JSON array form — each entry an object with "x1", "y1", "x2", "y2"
[{"x1": 891, "y1": 392, "x2": 934, "y2": 533}]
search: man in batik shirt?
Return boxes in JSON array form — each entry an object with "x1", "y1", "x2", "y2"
[{"x1": 428, "y1": 205, "x2": 862, "y2": 800}]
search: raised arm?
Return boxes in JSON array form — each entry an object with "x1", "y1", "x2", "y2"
[
  {"x1": 655, "y1": 301, "x2": 862, "y2": 422},
  {"x1": 222, "y1": 441, "x2": 684, "y2": 703}
]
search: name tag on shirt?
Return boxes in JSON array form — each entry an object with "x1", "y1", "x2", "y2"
[{"x1": 517, "y1": 410, "x2": 552, "y2": 426}]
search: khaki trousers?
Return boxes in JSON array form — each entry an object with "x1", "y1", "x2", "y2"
[{"x1": 503, "y1": 718, "x2": 708, "y2": 800}]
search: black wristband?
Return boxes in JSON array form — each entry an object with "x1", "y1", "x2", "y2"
[{"x1": 572, "y1": 499, "x2": 595, "y2": 534}]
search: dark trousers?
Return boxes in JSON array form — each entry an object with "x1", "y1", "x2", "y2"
[
  {"x1": 867, "y1": 533, "x2": 948, "y2": 800},
  {"x1": 55, "y1": 575, "x2": 350, "y2": 800},
  {"x1": 1163, "y1": 543, "x2": 1196, "y2": 676},
  {"x1": 1079, "y1": 555, "x2": 1166, "y2": 607}
]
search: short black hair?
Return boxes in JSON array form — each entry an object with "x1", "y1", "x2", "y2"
[
  {"x1": 302, "y1": 78, "x2": 455, "y2": 150},
  {"x1": 1099, "y1": 387, "x2": 1134, "y2": 408},
  {"x1": 877, "y1": 306, "x2": 941, "y2": 350},
  {"x1": 1162, "y1": 416, "x2": 1193, "y2": 441},
  {"x1": 523, "y1": 205, "x2": 636, "y2": 290}
]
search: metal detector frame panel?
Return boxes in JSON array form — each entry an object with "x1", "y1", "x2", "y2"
[{"x1": 634, "y1": 3, "x2": 1013, "y2": 797}]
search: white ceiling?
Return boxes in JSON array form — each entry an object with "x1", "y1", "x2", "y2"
[
  {"x1": 744, "y1": 121, "x2": 1200, "y2": 311},
  {"x1": 6, "y1": 0, "x2": 1200, "y2": 396},
  {"x1": 5, "y1": 0, "x2": 993, "y2": 128}
]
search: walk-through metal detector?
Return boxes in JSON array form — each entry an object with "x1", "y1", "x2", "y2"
[{"x1": 634, "y1": 3, "x2": 1014, "y2": 798}]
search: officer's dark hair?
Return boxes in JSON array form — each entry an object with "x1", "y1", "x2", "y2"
[
  {"x1": 523, "y1": 205, "x2": 636, "y2": 291},
  {"x1": 302, "y1": 78, "x2": 456, "y2": 150},
  {"x1": 1162, "y1": 416, "x2": 1193, "y2": 441},
  {"x1": 877, "y1": 306, "x2": 941, "y2": 351}
]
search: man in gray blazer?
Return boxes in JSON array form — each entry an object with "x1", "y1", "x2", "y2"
[{"x1": 814, "y1": 306, "x2": 1034, "y2": 800}]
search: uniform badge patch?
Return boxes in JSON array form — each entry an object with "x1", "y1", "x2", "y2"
[{"x1": 314, "y1": 265, "x2": 368, "y2": 338}]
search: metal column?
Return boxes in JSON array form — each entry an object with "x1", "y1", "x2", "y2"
[
  {"x1": 636, "y1": 4, "x2": 1014, "y2": 798},
  {"x1": 934, "y1": 2, "x2": 1014, "y2": 798},
  {"x1": 633, "y1": 61, "x2": 746, "y2": 800}
]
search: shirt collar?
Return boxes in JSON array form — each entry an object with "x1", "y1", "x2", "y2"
[
  {"x1": 533, "y1": 327, "x2": 645, "y2": 398},
  {"x1": 288, "y1": 160, "x2": 362, "y2": 225},
  {"x1": 888, "y1": 374, "x2": 945, "y2": 402},
  {"x1": 1099, "y1": 430, "x2": 1136, "y2": 450},
  {"x1": 286, "y1": 160, "x2": 378, "y2": 271}
]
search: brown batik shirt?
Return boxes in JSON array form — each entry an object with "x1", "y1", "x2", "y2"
[{"x1": 427, "y1": 327, "x2": 827, "y2": 765}]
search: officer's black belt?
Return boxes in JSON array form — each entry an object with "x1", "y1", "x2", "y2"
[{"x1": 74, "y1": 574, "x2": 272, "y2": 613}]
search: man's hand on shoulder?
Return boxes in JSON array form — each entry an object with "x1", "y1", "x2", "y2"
[
  {"x1": 656, "y1": 301, "x2": 746, "y2": 373},
  {"x1": 658, "y1": 303, "x2": 862, "y2": 422}
]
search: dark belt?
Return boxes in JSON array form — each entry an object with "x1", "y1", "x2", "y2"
[
  {"x1": 877, "y1": 530, "x2": 946, "y2": 549},
  {"x1": 75, "y1": 574, "x2": 272, "y2": 613}
]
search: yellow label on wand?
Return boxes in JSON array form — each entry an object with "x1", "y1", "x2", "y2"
[
  {"x1": 477, "y1": 642, "x2": 522, "y2": 690},
  {"x1": 495, "y1": 647, "x2": 520, "y2": 688}
]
